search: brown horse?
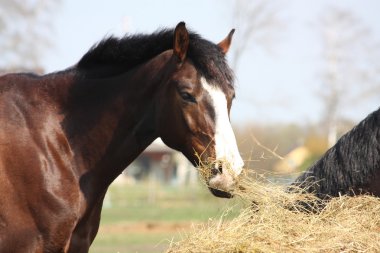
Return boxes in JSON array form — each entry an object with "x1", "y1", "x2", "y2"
[{"x1": 0, "y1": 22, "x2": 243, "y2": 253}]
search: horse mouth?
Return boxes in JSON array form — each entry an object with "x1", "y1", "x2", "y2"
[
  {"x1": 196, "y1": 157, "x2": 243, "y2": 199},
  {"x1": 208, "y1": 187, "x2": 233, "y2": 198},
  {"x1": 207, "y1": 171, "x2": 236, "y2": 198}
]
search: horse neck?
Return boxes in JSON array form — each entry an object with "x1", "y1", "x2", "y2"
[{"x1": 64, "y1": 52, "x2": 173, "y2": 190}]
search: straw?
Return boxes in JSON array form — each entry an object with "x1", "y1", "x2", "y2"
[{"x1": 167, "y1": 171, "x2": 380, "y2": 253}]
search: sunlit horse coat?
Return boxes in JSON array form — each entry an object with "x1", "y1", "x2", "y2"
[{"x1": 0, "y1": 23, "x2": 243, "y2": 253}]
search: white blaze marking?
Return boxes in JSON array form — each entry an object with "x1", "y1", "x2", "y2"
[{"x1": 201, "y1": 78, "x2": 244, "y2": 176}]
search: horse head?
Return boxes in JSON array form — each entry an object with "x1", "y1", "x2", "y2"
[{"x1": 157, "y1": 22, "x2": 243, "y2": 198}]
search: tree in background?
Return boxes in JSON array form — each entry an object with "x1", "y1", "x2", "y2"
[
  {"x1": 0, "y1": 0, "x2": 60, "y2": 72},
  {"x1": 229, "y1": 0, "x2": 284, "y2": 72},
  {"x1": 318, "y1": 7, "x2": 380, "y2": 147}
]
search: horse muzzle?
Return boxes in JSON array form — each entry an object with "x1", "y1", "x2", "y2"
[{"x1": 207, "y1": 161, "x2": 244, "y2": 198}]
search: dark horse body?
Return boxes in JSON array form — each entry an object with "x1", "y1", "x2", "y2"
[
  {"x1": 0, "y1": 23, "x2": 243, "y2": 252},
  {"x1": 293, "y1": 107, "x2": 380, "y2": 198}
]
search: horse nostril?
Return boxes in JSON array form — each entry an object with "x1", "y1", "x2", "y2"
[
  {"x1": 211, "y1": 168, "x2": 219, "y2": 176},
  {"x1": 218, "y1": 164, "x2": 223, "y2": 174},
  {"x1": 211, "y1": 163, "x2": 223, "y2": 176}
]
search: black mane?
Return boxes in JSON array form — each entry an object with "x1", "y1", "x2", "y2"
[
  {"x1": 77, "y1": 27, "x2": 234, "y2": 88},
  {"x1": 292, "y1": 107, "x2": 380, "y2": 198}
]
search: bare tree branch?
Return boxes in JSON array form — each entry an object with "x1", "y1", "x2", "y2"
[
  {"x1": 230, "y1": 0, "x2": 284, "y2": 72},
  {"x1": 318, "y1": 7, "x2": 380, "y2": 146},
  {"x1": 0, "y1": 0, "x2": 60, "y2": 72}
]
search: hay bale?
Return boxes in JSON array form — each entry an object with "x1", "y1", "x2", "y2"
[{"x1": 167, "y1": 174, "x2": 380, "y2": 253}]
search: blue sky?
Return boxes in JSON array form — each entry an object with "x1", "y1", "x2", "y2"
[{"x1": 42, "y1": 0, "x2": 380, "y2": 125}]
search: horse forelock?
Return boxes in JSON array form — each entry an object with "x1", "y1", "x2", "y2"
[{"x1": 77, "y1": 27, "x2": 234, "y2": 93}]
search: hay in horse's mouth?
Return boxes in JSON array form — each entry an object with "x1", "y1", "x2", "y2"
[
  {"x1": 167, "y1": 171, "x2": 380, "y2": 253},
  {"x1": 196, "y1": 157, "x2": 238, "y2": 194}
]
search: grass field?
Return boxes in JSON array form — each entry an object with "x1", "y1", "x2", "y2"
[{"x1": 90, "y1": 181, "x2": 241, "y2": 253}]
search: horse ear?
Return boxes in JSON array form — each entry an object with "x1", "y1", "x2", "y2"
[
  {"x1": 218, "y1": 29, "x2": 235, "y2": 54},
  {"x1": 173, "y1": 22, "x2": 189, "y2": 62}
]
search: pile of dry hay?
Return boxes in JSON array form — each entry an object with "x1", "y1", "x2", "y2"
[{"x1": 167, "y1": 172, "x2": 380, "y2": 253}]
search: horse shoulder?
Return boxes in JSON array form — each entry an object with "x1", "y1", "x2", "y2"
[{"x1": 0, "y1": 74, "x2": 84, "y2": 252}]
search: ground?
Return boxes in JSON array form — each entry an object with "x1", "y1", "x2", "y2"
[{"x1": 89, "y1": 181, "x2": 240, "y2": 253}]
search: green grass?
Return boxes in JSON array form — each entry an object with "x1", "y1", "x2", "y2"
[
  {"x1": 91, "y1": 231, "x2": 175, "y2": 253},
  {"x1": 90, "y1": 181, "x2": 241, "y2": 253}
]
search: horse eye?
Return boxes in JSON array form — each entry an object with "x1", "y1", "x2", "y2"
[{"x1": 180, "y1": 92, "x2": 196, "y2": 103}]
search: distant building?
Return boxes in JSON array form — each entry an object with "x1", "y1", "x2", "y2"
[
  {"x1": 115, "y1": 138, "x2": 197, "y2": 186},
  {"x1": 274, "y1": 146, "x2": 310, "y2": 174}
]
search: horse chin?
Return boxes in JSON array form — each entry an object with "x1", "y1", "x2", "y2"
[{"x1": 209, "y1": 187, "x2": 233, "y2": 198}]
